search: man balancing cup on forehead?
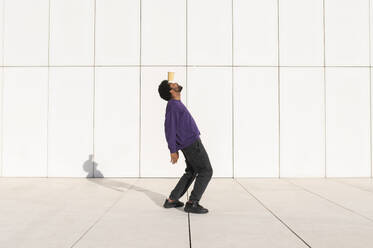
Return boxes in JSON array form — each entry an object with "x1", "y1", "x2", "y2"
[{"x1": 158, "y1": 72, "x2": 213, "y2": 214}]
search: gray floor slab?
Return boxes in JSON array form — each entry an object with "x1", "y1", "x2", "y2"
[
  {"x1": 74, "y1": 178, "x2": 189, "y2": 248},
  {"x1": 0, "y1": 178, "x2": 133, "y2": 248},
  {"x1": 332, "y1": 178, "x2": 373, "y2": 193},
  {"x1": 237, "y1": 178, "x2": 373, "y2": 248},
  {"x1": 287, "y1": 178, "x2": 373, "y2": 222},
  {"x1": 2, "y1": 178, "x2": 373, "y2": 248},
  {"x1": 189, "y1": 178, "x2": 307, "y2": 248}
]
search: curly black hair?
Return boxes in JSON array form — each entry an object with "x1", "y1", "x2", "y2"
[{"x1": 158, "y1": 80, "x2": 172, "y2": 101}]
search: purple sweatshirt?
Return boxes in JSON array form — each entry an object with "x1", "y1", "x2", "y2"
[{"x1": 164, "y1": 99, "x2": 201, "y2": 153}]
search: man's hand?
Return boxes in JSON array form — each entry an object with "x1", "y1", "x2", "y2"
[{"x1": 170, "y1": 151, "x2": 179, "y2": 164}]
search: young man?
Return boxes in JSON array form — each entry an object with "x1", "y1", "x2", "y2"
[{"x1": 158, "y1": 79, "x2": 213, "y2": 214}]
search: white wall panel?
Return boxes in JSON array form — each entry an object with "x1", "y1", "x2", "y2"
[
  {"x1": 280, "y1": 0, "x2": 323, "y2": 66},
  {"x1": 50, "y1": 0, "x2": 94, "y2": 65},
  {"x1": 2, "y1": 68, "x2": 48, "y2": 176},
  {"x1": 0, "y1": 0, "x2": 371, "y2": 178},
  {"x1": 188, "y1": 68, "x2": 232, "y2": 177},
  {"x1": 142, "y1": 0, "x2": 185, "y2": 65},
  {"x1": 140, "y1": 67, "x2": 187, "y2": 177},
  {"x1": 234, "y1": 68, "x2": 278, "y2": 177},
  {"x1": 94, "y1": 67, "x2": 139, "y2": 177},
  {"x1": 371, "y1": 0, "x2": 373, "y2": 65},
  {"x1": 95, "y1": 0, "x2": 140, "y2": 65},
  {"x1": 48, "y1": 68, "x2": 94, "y2": 177},
  {"x1": 188, "y1": 0, "x2": 231, "y2": 65},
  {"x1": 4, "y1": 0, "x2": 48, "y2": 66},
  {"x1": 0, "y1": 1, "x2": 4, "y2": 175},
  {"x1": 234, "y1": 0, "x2": 277, "y2": 66},
  {"x1": 0, "y1": 0, "x2": 3, "y2": 66},
  {"x1": 0, "y1": 68, "x2": 2, "y2": 176},
  {"x1": 326, "y1": 68, "x2": 370, "y2": 177},
  {"x1": 371, "y1": 67, "x2": 373, "y2": 178},
  {"x1": 280, "y1": 68, "x2": 325, "y2": 177},
  {"x1": 325, "y1": 0, "x2": 369, "y2": 65}
]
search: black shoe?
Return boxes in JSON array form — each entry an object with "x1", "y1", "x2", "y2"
[
  {"x1": 163, "y1": 198, "x2": 184, "y2": 208},
  {"x1": 184, "y1": 200, "x2": 208, "y2": 214}
]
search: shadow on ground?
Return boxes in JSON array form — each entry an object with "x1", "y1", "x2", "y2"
[{"x1": 82, "y1": 154, "x2": 185, "y2": 212}]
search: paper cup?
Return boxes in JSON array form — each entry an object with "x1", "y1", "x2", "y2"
[{"x1": 168, "y1": 72, "x2": 175, "y2": 82}]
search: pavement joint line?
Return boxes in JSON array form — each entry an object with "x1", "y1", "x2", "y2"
[
  {"x1": 284, "y1": 179, "x2": 373, "y2": 224},
  {"x1": 186, "y1": 190, "x2": 192, "y2": 248},
  {"x1": 234, "y1": 179, "x2": 312, "y2": 248},
  {"x1": 69, "y1": 178, "x2": 140, "y2": 248},
  {"x1": 328, "y1": 178, "x2": 373, "y2": 195}
]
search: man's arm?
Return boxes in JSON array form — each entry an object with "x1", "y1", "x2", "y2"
[{"x1": 164, "y1": 110, "x2": 179, "y2": 154}]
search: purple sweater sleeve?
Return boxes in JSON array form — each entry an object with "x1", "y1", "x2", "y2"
[{"x1": 164, "y1": 110, "x2": 179, "y2": 153}]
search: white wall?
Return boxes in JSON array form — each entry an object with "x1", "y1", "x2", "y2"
[{"x1": 0, "y1": 0, "x2": 372, "y2": 178}]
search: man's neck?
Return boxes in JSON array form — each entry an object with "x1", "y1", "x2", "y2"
[{"x1": 172, "y1": 96, "x2": 181, "y2": 100}]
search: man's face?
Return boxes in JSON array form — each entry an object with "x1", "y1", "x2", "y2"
[{"x1": 168, "y1": 82, "x2": 183, "y2": 93}]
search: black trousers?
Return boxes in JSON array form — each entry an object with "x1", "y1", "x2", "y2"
[{"x1": 169, "y1": 137, "x2": 213, "y2": 202}]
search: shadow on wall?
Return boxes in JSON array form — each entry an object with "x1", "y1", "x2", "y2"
[
  {"x1": 82, "y1": 154, "x2": 103, "y2": 178},
  {"x1": 82, "y1": 154, "x2": 181, "y2": 211}
]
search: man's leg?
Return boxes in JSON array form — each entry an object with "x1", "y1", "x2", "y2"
[
  {"x1": 168, "y1": 157, "x2": 197, "y2": 201},
  {"x1": 188, "y1": 140, "x2": 213, "y2": 202}
]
